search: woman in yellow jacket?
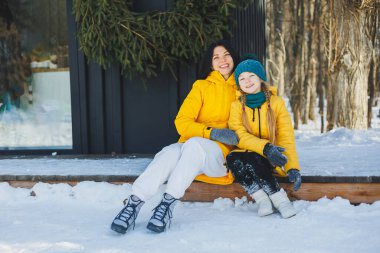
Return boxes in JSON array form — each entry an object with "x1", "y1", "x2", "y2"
[
  {"x1": 111, "y1": 40, "x2": 239, "y2": 234},
  {"x1": 227, "y1": 55, "x2": 302, "y2": 218}
]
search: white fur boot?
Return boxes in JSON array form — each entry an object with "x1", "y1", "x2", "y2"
[
  {"x1": 269, "y1": 189, "x2": 296, "y2": 218},
  {"x1": 251, "y1": 189, "x2": 274, "y2": 217}
]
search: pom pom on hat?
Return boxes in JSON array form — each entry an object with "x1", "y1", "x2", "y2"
[{"x1": 234, "y1": 54, "x2": 267, "y2": 85}]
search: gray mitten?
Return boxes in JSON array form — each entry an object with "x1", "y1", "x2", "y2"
[
  {"x1": 287, "y1": 169, "x2": 302, "y2": 191},
  {"x1": 263, "y1": 143, "x2": 288, "y2": 167},
  {"x1": 210, "y1": 128, "x2": 239, "y2": 145}
]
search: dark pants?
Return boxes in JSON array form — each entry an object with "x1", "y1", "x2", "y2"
[{"x1": 226, "y1": 151, "x2": 280, "y2": 195}]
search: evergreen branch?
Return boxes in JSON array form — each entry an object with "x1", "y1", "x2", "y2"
[{"x1": 73, "y1": 0, "x2": 251, "y2": 81}]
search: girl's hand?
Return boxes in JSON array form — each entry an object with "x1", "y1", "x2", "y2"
[
  {"x1": 287, "y1": 169, "x2": 302, "y2": 191},
  {"x1": 263, "y1": 143, "x2": 288, "y2": 167}
]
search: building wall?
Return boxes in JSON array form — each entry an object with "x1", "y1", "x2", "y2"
[{"x1": 68, "y1": 0, "x2": 266, "y2": 154}]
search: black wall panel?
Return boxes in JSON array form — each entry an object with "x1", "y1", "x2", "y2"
[
  {"x1": 69, "y1": 0, "x2": 266, "y2": 155},
  {"x1": 104, "y1": 64, "x2": 123, "y2": 154},
  {"x1": 122, "y1": 72, "x2": 178, "y2": 154},
  {"x1": 230, "y1": 0, "x2": 266, "y2": 62}
]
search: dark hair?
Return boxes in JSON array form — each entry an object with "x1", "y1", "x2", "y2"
[{"x1": 197, "y1": 40, "x2": 240, "y2": 79}]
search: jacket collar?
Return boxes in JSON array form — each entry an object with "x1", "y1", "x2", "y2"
[{"x1": 206, "y1": 71, "x2": 236, "y2": 86}]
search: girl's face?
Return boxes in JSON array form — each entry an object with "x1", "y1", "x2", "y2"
[
  {"x1": 211, "y1": 46, "x2": 234, "y2": 80},
  {"x1": 238, "y1": 72, "x2": 262, "y2": 94}
]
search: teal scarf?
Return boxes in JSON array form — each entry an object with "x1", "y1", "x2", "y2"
[{"x1": 245, "y1": 92, "x2": 266, "y2": 109}]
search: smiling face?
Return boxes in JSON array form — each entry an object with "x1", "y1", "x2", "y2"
[
  {"x1": 238, "y1": 72, "x2": 262, "y2": 94},
  {"x1": 211, "y1": 46, "x2": 234, "y2": 80}
]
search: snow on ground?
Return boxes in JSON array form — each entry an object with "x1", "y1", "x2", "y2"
[
  {"x1": 0, "y1": 103, "x2": 380, "y2": 253},
  {"x1": 0, "y1": 182, "x2": 379, "y2": 253},
  {"x1": 0, "y1": 126, "x2": 380, "y2": 253}
]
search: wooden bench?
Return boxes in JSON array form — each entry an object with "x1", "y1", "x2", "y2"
[{"x1": 2, "y1": 175, "x2": 380, "y2": 204}]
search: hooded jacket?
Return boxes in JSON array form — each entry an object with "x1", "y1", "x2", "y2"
[
  {"x1": 228, "y1": 87, "x2": 300, "y2": 176},
  {"x1": 175, "y1": 71, "x2": 237, "y2": 185}
]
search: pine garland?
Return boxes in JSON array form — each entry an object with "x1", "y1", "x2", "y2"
[{"x1": 73, "y1": 0, "x2": 251, "y2": 79}]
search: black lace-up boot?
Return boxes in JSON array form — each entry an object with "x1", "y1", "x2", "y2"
[
  {"x1": 147, "y1": 193, "x2": 178, "y2": 233},
  {"x1": 111, "y1": 195, "x2": 144, "y2": 234}
]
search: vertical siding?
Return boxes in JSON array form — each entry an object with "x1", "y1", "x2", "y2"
[
  {"x1": 67, "y1": 0, "x2": 88, "y2": 154},
  {"x1": 87, "y1": 62, "x2": 105, "y2": 154},
  {"x1": 68, "y1": 0, "x2": 266, "y2": 155},
  {"x1": 104, "y1": 64, "x2": 123, "y2": 154},
  {"x1": 122, "y1": 72, "x2": 178, "y2": 154},
  {"x1": 230, "y1": 0, "x2": 266, "y2": 62}
]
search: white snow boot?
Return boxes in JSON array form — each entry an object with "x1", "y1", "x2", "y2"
[
  {"x1": 269, "y1": 189, "x2": 296, "y2": 218},
  {"x1": 111, "y1": 195, "x2": 144, "y2": 234},
  {"x1": 147, "y1": 193, "x2": 178, "y2": 233},
  {"x1": 251, "y1": 189, "x2": 274, "y2": 217}
]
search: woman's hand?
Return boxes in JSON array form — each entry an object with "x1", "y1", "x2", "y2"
[{"x1": 210, "y1": 128, "x2": 239, "y2": 145}]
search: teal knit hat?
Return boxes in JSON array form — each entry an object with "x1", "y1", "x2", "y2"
[{"x1": 234, "y1": 57, "x2": 267, "y2": 85}]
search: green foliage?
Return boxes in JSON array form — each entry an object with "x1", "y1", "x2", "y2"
[{"x1": 73, "y1": 0, "x2": 251, "y2": 80}]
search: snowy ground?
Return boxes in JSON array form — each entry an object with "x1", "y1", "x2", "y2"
[
  {"x1": 0, "y1": 104, "x2": 380, "y2": 253},
  {"x1": 1, "y1": 182, "x2": 380, "y2": 253}
]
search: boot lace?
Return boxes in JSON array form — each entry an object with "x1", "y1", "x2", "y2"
[
  {"x1": 151, "y1": 202, "x2": 173, "y2": 227},
  {"x1": 117, "y1": 202, "x2": 139, "y2": 229}
]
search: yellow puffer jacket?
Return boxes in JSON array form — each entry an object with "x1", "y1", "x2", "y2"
[
  {"x1": 175, "y1": 71, "x2": 237, "y2": 185},
  {"x1": 228, "y1": 87, "x2": 300, "y2": 176}
]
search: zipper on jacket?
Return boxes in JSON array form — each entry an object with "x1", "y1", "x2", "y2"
[
  {"x1": 252, "y1": 108, "x2": 255, "y2": 122},
  {"x1": 258, "y1": 107, "x2": 262, "y2": 139}
]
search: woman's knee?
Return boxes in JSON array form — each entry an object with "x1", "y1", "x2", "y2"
[
  {"x1": 181, "y1": 137, "x2": 205, "y2": 153},
  {"x1": 155, "y1": 143, "x2": 182, "y2": 160},
  {"x1": 184, "y1": 137, "x2": 203, "y2": 145}
]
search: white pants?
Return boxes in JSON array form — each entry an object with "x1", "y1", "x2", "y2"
[{"x1": 132, "y1": 137, "x2": 227, "y2": 201}]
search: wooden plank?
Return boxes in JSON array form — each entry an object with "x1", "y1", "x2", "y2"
[
  {"x1": 31, "y1": 68, "x2": 69, "y2": 73},
  {"x1": 183, "y1": 182, "x2": 380, "y2": 204},
  {"x1": 282, "y1": 183, "x2": 380, "y2": 204},
  {"x1": 182, "y1": 182, "x2": 250, "y2": 201},
  {"x1": 4, "y1": 180, "x2": 380, "y2": 204},
  {"x1": 2, "y1": 175, "x2": 379, "y2": 183}
]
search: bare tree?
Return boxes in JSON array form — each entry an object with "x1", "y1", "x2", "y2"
[
  {"x1": 326, "y1": 0, "x2": 377, "y2": 130},
  {"x1": 367, "y1": 6, "x2": 379, "y2": 128},
  {"x1": 266, "y1": 0, "x2": 286, "y2": 96},
  {"x1": 302, "y1": 0, "x2": 319, "y2": 124},
  {"x1": 266, "y1": 0, "x2": 379, "y2": 131}
]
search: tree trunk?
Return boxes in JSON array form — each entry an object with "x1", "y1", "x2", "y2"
[
  {"x1": 367, "y1": 7, "x2": 379, "y2": 128},
  {"x1": 316, "y1": 7, "x2": 325, "y2": 132},
  {"x1": 303, "y1": 0, "x2": 319, "y2": 124},
  {"x1": 327, "y1": 0, "x2": 373, "y2": 130},
  {"x1": 289, "y1": 0, "x2": 304, "y2": 130},
  {"x1": 266, "y1": 0, "x2": 285, "y2": 96},
  {"x1": 368, "y1": 57, "x2": 375, "y2": 128},
  {"x1": 273, "y1": 0, "x2": 285, "y2": 96}
]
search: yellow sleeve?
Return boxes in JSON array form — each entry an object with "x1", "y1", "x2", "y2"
[
  {"x1": 275, "y1": 98, "x2": 300, "y2": 172},
  {"x1": 174, "y1": 81, "x2": 212, "y2": 139},
  {"x1": 228, "y1": 101, "x2": 269, "y2": 156}
]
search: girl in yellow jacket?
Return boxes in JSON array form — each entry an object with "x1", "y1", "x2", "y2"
[
  {"x1": 227, "y1": 55, "x2": 302, "y2": 218},
  {"x1": 111, "y1": 40, "x2": 240, "y2": 234}
]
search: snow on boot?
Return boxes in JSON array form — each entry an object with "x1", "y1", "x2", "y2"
[
  {"x1": 251, "y1": 189, "x2": 274, "y2": 217},
  {"x1": 111, "y1": 195, "x2": 144, "y2": 234},
  {"x1": 147, "y1": 193, "x2": 178, "y2": 233},
  {"x1": 269, "y1": 189, "x2": 296, "y2": 218}
]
